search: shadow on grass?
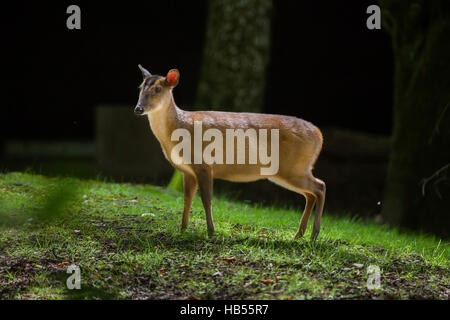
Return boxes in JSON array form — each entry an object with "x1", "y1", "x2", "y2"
[
  {"x1": 0, "y1": 179, "x2": 80, "y2": 226},
  {"x1": 113, "y1": 225, "x2": 377, "y2": 268},
  {"x1": 63, "y1": 284, "x2": 120, "y2": 300},
  {"x1": 47, "y1": 272, "x2": 121, "y2": 300},
  {"x1": 135, "y1": 230, "x2": 441, "y2": 276}
]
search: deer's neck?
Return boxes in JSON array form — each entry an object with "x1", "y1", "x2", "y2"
[{"x1": 146, "y1": 92, "x2": 183, "y2": 151}]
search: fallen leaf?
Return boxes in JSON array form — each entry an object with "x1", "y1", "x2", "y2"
[
  {"x1": 218, "y1": 256, "x2": 235, "y2": 263},
  {"x1": 159, "y1": 268, "x2": 167, "y2": 275},
  {"x1": 259, "y1": 279, "x2": 274, "y2": 285},
  {"x1": 184, "y1": 296, "x2": 199, "y2": 300},
  {"x1": 53, "y1": 261, "x2": 71, "y2": 269},
  {"x1": 343, "y1": 267, "x2": 351, "y2": 271}
]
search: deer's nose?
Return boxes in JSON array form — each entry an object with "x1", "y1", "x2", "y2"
[{"x1": 134, "y1": 105, "x2": 144, "y2": 115}]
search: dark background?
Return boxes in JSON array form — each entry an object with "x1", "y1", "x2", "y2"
[
  {"x1": 4, "y1": 1, "x2": 392, "y2": 141},
  {"x1": 0, "y1": 1, "x2": 398, "y2": 221}
]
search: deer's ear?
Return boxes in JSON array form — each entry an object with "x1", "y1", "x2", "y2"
[
  {"x1": 165, "y1": 69, "x2": 180, "y2": 87},
  {"x1": 138, "y1": 64, "x2": 151, "y2": 78}
]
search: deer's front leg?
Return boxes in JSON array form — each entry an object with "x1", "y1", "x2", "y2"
[
  {"x1": 181, "y1": 172, "x2": 198, "y2": 232},
  {"x1": 196, "y1": 167, "x2": 215, "y2": 236}
]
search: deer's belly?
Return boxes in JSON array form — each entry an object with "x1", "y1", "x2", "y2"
[{"x1": 212, "y1": 164, "x2": 269, "y2": 182}]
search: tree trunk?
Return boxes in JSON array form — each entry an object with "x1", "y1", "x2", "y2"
[
  {"x1": 196, "y1": 0, "x2": 272, "y2": 112},
  {"x1": 380, "y1": 0, "x2": 450, "y2": 237}
]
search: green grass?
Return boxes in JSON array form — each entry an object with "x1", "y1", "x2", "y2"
[{"x1": 0, "y1": 172, "x2": 448, "y2": 300}]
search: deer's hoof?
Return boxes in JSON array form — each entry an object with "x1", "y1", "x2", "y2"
[
  {"x1": 294, "y1": 227, "x2": 307, "y2": 239},
  {"x1": 293, "y1": 231, "x2": 304, "y2": 240}
]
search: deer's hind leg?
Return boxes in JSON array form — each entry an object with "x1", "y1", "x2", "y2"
[
  {"x1": 295, "y1": 192, "x2": 316, "y2": 239},
  {"x1": 270, "y1": 173, "x2": 324, "y2": 240},
  {"x1": 311, "y1": 178, "x2": 326, "y2": 241}
]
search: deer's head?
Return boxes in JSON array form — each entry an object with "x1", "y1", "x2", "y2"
[{"x1": 134, "y1": 65, "x2": 179, "y2": 115}]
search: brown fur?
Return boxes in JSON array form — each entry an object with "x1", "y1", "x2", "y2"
[{"x1": 136, "y1": 67, "x2": 326, "y2": 240}]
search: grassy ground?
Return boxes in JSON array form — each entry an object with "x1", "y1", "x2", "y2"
[{"x1": 0, "y1": 172, "x2": 448, "y2": 300}]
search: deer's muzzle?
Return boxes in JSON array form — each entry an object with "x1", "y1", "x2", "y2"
[{"x1": 134, "y1": 105, "x2": 144, "y2": 115}]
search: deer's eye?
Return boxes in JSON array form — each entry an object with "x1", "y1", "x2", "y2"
[{"x1": 155, "y1": 86, "x2": 162, "y2": 93}]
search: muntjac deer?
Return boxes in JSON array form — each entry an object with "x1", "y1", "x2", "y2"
[{"x1": 134, "y1": 65, "x2": 326, "y2": 240}]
